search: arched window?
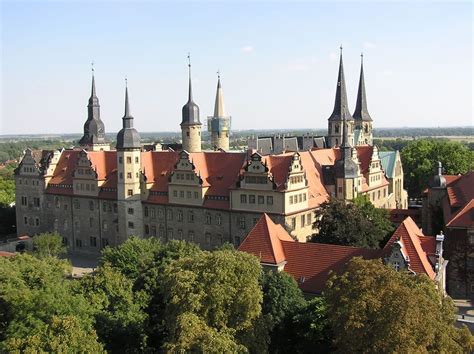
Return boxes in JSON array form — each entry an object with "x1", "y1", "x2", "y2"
[{"x1": 335, "y1": 124, "x2": 340, "y2": 134}]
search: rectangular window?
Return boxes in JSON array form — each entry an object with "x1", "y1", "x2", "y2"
[
  {"x1": 126, "y1": 156, "x2": 132, "y2": 164},
  {"x1": 216, "y1": 214, "x2": 222, "y2": 226},
  {"x1": 103, "y1": 202, "x2": 107, "y2": 212},
  {"x1": 194, "y1": 191, "x2": 198, "y2": 199},
  {"x1": 291, "y1": 217, "x2": 296, "y2": 230},
  {"x1": 239, "y1": 217, "x2": 246, "y2": 230},
  {"x1": 205, "y1": 232, "x2": 211, "y2": 244},
  {"x1": 128, "y1": 222, "x2": 134, "y2": 229},
  {"x1": 168, "y1": 228, "x2": 174, "y2": 238},
  {"x1": 167, "y1": 210, "x2": 173, "y2": 220},
  {"x1": 62, "y1": 237, "x2": 69, "y2": 246},
  {"x1": 127, "y1": 189, "x2": 133, "y2": 196},
  {"x1": 240, "y1": 194, "x2": 247, "y2": 204},
  {"x1": 145, "y1": 224, "x2": 150, "y2": 235},
  {"x1": 90, "y1": 237, "x2": 97, "y2": 247},
  {"x1": 128, "y1": 208, "x2": 134, "y2": 215},
  {"x1": 177, "y1": 229, "x2": 183, "y2": 240},
  {"x1": 180, "y1": 191, "x2": 184, "y2": 198},
  {"x1": 303, "y1": 193, "x2": 307, "y2": 201},
  {"x1": 173, "y1": 190, "x2": 178, "y2": 197},
  {"x1": 188, "y1": 211, "x2": 194, "y2": 223},
  {"x1": 24, "y1": 216, "x2": 28, "y2": 225},
  {"x1": 186, "y1": 191, "x2": 191, "y2": 199},
  {"x1": 306, "y1": 213, "x2": 311, "y2": 226},
  {"x1": 144, "y1": 206, "x2": 149, "y2": 217},
  {"x1": 151, "y1": 208, "x2": 156, "y2": 218},
  {"x1": 21, "y1": 196, "x2": 27, "y2": 206},
  {"x1": 289, "y1": 196, "x2": 294, "y2": 204},
  {"x1": 127, "y1": 172, "x2": 132, "y2": 179},
  {"x1": 205, "y1": 213, "x2": 212, "y2": 225},
  {"x1": 267, "y1": 196, "x2": 273, "y2": 205},
  {"x1": 151, "y1": 225, "x2": 157, "y2": 236},
  {"x1": 258, "y1": 195, "x2": 265, "y2": 204},
  {"x1": 188, "y1": 230, "x2": 194, "y2": 242},
  {"x1": 301, "y1": 215, "x2": 305, "y2": 227},
  {"x1": 76, "y1": 239, "x2": 82, "y2": 248},
  {"x1": 119, "y1": 157, "x2": 123, "y2": 164},
  {"x1": 249, "y1": 195, "x2": 255, "y2": 204},
  {"x1": 101, "y1": 238, "x2": 109, "y2": 248},
  {"x1": 135, "y1": 156, "x2": 139, "y2": 163},
  {"x1": 35, "y1": 217, "x2": 40, "y2": 226},
  {"x1": 177, "y1": 210, "x2": 183, "y2": 222},
  {"x1": 33, "y1": 197, "x2": 40, "y2": 207}
]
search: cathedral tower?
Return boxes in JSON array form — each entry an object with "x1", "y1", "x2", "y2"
[
  {"x1": 327, "y1": 47, "x2": 354, "y2": 148},
  {"x1": 181, "y1": 56, "x2": 202, "y2": 152},
  {"x1": 116, "y1": 83, "x2": 143, "y2": 242},
  {"x1": 208, "y1": 73, "x2": 231, "y2": 150},
  {"x1": 78, "y1": 71, "x2": 110, "y2": 151},
  {"x1": 352, "y1": 54, "x2": 373, "y2": 145}
]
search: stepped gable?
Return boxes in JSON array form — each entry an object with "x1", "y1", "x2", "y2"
[
  {"x1": 238, "y1": 213, "x2": 293, "y2": 265},
  {"x1": 383, "y1": 217, "x2": 436, "y2": 279}
]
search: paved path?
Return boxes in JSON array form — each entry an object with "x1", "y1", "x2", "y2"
[{"x1": 66, "y1": 253, "x2": 98, "y2": 277}]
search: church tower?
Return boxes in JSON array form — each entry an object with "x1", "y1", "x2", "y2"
[
  {"x1": 208, "y1": 73, "x2": 231, "y2": 150},
  {"x1": 116, "y1": 83, "x2": 143, "y2": 242},
  {"x1": 78, "y1": 71, "x2": 110, "y2": 151},
  {"x1": 352, "y1": 54, "x2": 373, "y2": 145},
  {"x1": 327, "y1": 47, "x2": 354, "y2": 148},
  {"x1": 181, "y1": 56, "x2": 202, "y2": 152},
  {"x1": 334, "y1": 113, "x2": 362, "y2": 200}
]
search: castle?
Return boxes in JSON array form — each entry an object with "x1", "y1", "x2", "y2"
[{"x1": 15, "y1": 51, "x2": 408, "y2": 255}]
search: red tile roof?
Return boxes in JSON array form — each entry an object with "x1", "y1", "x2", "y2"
[
  {"x1": 42, "y1": 146, "x2": 392, "y2": 210},
  {"x1": 238, "y1": 214, "x2": 380, "y2": 294},
  {"x1": 383, "y1": 217, "x2": 436, "y2": 279},
  {"x1": 0, "y1": 251, "x2": 14, "y2": 257},
  {"x1": 445, "y1": 172, "x2": 474, "y2": 208},
  {"x1": 446, "y1": 199, "x2": 474, "y2": 229},
  {"x1": 238, "y1": 214, "x2": 294, "y2": 264}
]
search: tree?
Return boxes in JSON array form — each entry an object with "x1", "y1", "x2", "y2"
[
  {"x1": 32, "y1": 232, "x2": 66, "y2": 259},
  {"x1": 273, "y1": 297, "x2": 331, "y2": 353},
  {"x1": 401, "y1": 139, "x2": 474, "y2": 197},
  {"x1": 311, "y1": 198, "x2": 393, "y2": 248},
  {"x1": 160, "y1": 248, "x2": 263, "y2": 351},
  {"x1": 78, "y1": 265, "x2": 148, "y2": 352},
  {"x1": 0, "y1": 254, "x2": 102, "y2": 352},
  {"x1": 324, "y1": 257, "x2": 474, "y2": 353}
]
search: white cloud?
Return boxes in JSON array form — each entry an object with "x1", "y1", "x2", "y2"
[
  {"x1": 241, "y1": 45, "x2": 254, "y2": 53},
  {"x1": 363, "y1": 41, "x2": 376, "y2": 49}
]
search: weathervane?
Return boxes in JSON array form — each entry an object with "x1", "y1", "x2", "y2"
[{"x1": 217, "y1": 69, "x2": 220, "y2": 79}]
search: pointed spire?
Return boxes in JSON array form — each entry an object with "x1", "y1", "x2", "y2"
[
  {"x1": 213, "y1": 70, "x2": 226, "y2": 118},
  {"x1": 123, "y1": 78, "x2": 133, "y2": 128},
  {"x1": 90, "y1": 62, "x2": 96, "y2": 98},
  {"x1": 116, "y1": 78, "x2": 141, "y2": 150},
  {"x1": 328, "y1": 46, "x2": 353, "y2": 122},
  {"x1": 181, "y1": 53, "x2": 201, "y2": 125},
  {"x1": 187, "y1": 53, "x2": 193, "y2": 102},
  {"x1": 353, "y1": 53, "x2": 372, "y2": 121}
]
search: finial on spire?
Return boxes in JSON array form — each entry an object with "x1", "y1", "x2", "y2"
[
  {"x1": 187, "y1": 52, "x2": 191, "y2": 68},
  {"x1": 217, "y1": 69, "x2": 220, "y2": 79},
  {"x1": 91, "y1": 61, "x2": 95, "y2": 75},
  {"x1": 187, "y1": 53, "x2": 193, "y2": 102},
  {"x1": 125, "y1": 75, "x2": 128, "y2": 88},
  {"x1": 340, "y1": 45, "x2": 343, "y2": 55}
]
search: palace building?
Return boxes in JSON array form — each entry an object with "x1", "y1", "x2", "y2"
[{"x1": 14, "y1": 51, "x2": 408, "y2": 255}]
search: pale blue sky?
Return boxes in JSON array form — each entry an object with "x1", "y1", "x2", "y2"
[{"x1": 1, "y1": 1, "x2": 472, "y2": 135}]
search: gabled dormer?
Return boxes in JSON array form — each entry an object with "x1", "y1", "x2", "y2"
[
  {"x1": 283, "y1": 153, "x2": 309, "y2": 214},
  {"x1": 239, "y1": 153, "x2": 273, "y2": 191},
  {"x1": 168, "y1": 150, "x2": 206, "y2": 205},
  {"x1": 384, "y1": 240, "x2": 410, "y2": 273},
  {"x1": 286, "y1": 153, "x2": 306, "y2": 190},
  {"x1": 367, "y1": 145, "x2": 384, "y2": 188},
  {"x1": 15, "y1": 148, "x2": 42, "y2": 177},
  {"x1": 73, "y1": 150, "x2": 99, "y2": 197}
]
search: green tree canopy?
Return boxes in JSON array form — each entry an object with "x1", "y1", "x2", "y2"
[
  {"x1": 325, "y1": 257, "x2": 474, "y2": 353},
  {"x1": 401, "y1": 139, "x2": 474, "y2": 197},
  {"x1": 32, "y1": 232, "x2": 66, "y2": 259},
  {"x1": 0, "y1": 254, "x2": 102, "y2": 352},
  {"x1": 160, "y1": 248, "x2": 263, "y2": 351},
  {"x1": 311, "y1": 197, "x2": 394, "y2": 248}
]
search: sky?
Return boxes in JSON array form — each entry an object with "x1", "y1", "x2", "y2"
[{"x1": 1, "y1": 1, "x2": 472, "y2": 135}]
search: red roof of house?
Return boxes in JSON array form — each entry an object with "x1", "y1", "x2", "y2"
[
  {"x1": 446, "y1": 199, "x2": 474, "y2": 229},
  {"x1": 445, "y1": 172, "x2": 474, "y2": 208},
  {"x1": 238, "y1": 214, "x2": 380, "y2": 294},
  {"x1": 42, "y1": 146, "x2": 390, "y2": 210},
  {"x1": 0, "y1": 251, "x2": 15, "y2": 257},
  {"x1": 383, "y1": 217, "x2": 436, "y2": 279},
  {"x1": 239, "y1": 214, "x2": 294, "y2": 264}
]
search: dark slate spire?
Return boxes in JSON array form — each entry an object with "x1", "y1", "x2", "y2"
[
  {"x1": 352, "y1": 53, "x2": 372, "y2": 121},
  {"x1": 181, "y1": 54, "x2": 201, "y2": 126},
  {"x1": 213, "y1": 72, "x2": 226, "y2": 118},
  {"x1": 116, "y1": 80, "x2": 141, "y2": 150},
  {"x1": 328, "y1": 46, "x2": 353, "y2": 122},
  {"x1": 79, "y1": 68, "x2": 107, "y2": 146}
]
